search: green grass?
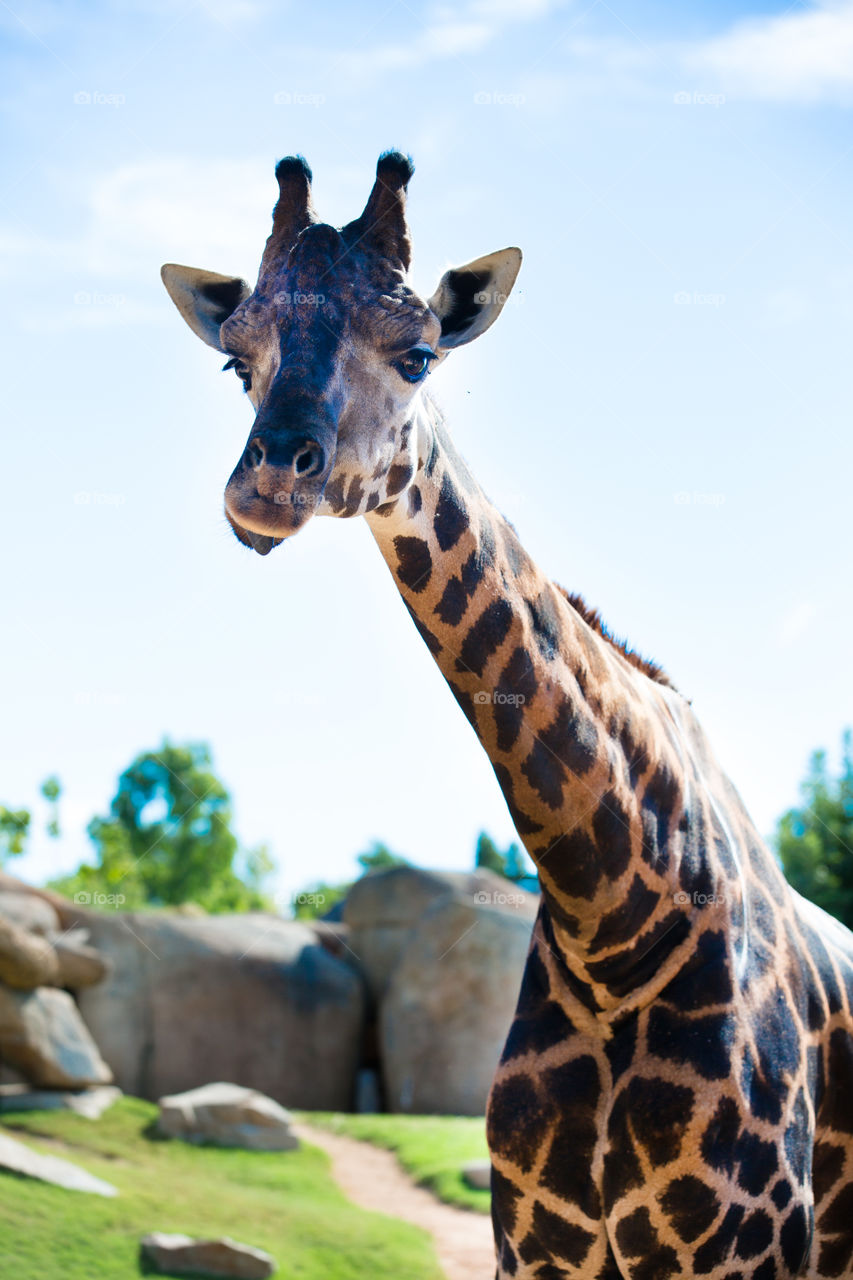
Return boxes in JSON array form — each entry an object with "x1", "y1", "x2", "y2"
[
  {"x1": 0, "y1": 1097, "x2": 444, "y2": 1279},
  {"x1": 302, "y1": 1113, "x2": 491, "y2": 1214}
]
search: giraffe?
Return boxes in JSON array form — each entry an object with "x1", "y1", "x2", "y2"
[{"x1": 161, "y1": 152, "x2": 853, "y2": 1279}]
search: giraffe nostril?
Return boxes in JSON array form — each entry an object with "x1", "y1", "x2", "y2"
[
  {"x1": 246, "y1": 437, "x2": 265, "y2": 469},
  {"x1": 293, "y1": 444, "x2": 325, "y2": 478},
  {"x1": 243, "y1": 434, "x2": 327, "y2": 480}
]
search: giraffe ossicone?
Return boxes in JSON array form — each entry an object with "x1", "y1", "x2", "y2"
[{"x1": 163, "y1": 152, "x2": 853, "y2": 1280}]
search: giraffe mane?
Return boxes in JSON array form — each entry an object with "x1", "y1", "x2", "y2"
[{"x1": 557, "y1": 586, "x2": 674, "y2": 688}]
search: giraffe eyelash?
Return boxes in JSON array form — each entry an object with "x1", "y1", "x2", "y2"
[{"x1": 222, "y1": 356, "x2": 252, "y2": 392}]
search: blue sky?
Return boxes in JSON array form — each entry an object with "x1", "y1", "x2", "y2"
[{"x1": 1, "y1": 0, "x2": 851, "y2": 909}]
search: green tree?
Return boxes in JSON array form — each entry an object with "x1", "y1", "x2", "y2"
[
  {"x1": 777, "y1": 731, "x2": 853, "y2": 928},
  {"x1": 356, "y1": 841, "x2": 408, "y2": 873},
  {"x1": 292, "y1": 879, "x2": 351, "y2": 920},
  {"x1": 0, "y1": 806, "x2": 30, "y2": 867},
  {"x1": 291, "y1": 841, "x2": 410, "y2": 920},
  {"x1": 51, "y1": 741, "x2": 274, "y2": 912},
  {"x1": 475, "y1": 831, "x2": 506, "y2": 875},
  {"x1": 0, "y1": 775, "x2": 61, "y2": 870},
  {"x1": 504, "y1": 841, "x2": 528, "y2": 881},
  {"x1": 40, "y1": 776, "x2": 62, "y2": 839},
  {"x1": 475, "y1": 830, "x2": 537, "y2": 883}
]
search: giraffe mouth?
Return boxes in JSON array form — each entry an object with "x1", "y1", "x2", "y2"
[
  {"x1": 224, "y1": 508, "x2": 285, "y2": 556},
  {"x1": 223, "y1": 443, "x2": 331, "y2": 553}
]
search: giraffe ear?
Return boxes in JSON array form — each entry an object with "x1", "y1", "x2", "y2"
[
  {"x1": 427, "y1": 248, "x2": 522, "y2": 350},
  {"x1": 160, "y1": 264, "x2": 252, "y2": 351}
]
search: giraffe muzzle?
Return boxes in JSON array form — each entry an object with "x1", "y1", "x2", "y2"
[{"x1": 224, "y1": 424, "x2": 336, "y2": 553}]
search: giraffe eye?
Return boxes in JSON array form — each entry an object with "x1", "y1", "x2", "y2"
[
  {"x1": 397, "y1": 347, "x2": 435, "y2": 383},
  {"x1": 222, "y1": 355, "x2": 252, "y2": 392}
]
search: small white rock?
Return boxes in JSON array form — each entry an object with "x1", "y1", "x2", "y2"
[
  {"x1": 155, "y1": 1082, "x2": 299, "y2": 1151},
  {"x1": 0, "y1": 1131, "x2": 117, "y2": 1197},
  {"x1": 140, "y1": 1232, "x2": 276, "y2": 1278},
  {"x1": 462, "y1": 1158, "x2": 492, "y2": 1190}
]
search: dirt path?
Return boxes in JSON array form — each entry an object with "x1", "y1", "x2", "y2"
[{"x1": 293, "y1": 1122, "x2": 495, "y2": 1280}]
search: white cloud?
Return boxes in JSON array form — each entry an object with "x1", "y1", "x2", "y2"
[
  {"x1": 533, "y1": 2, "x2": 853, "y2": 107},
  {"x1": 84, "y1": 157, "x2": 272, "y2": 274},
  {"x1": 338, "y1": 0, "x2": 568, "y2": 75},
  {"x1": 685, "y1": 1, "x2": 853, "y2": 104},
  {"x1": 0, "y1": 155, "x2": 282, "y2": 330},
  {"x1": 421, "y1": 20, "x2": 493, "y2": 58},
  {"x1": 195, "y1": 0, "x2": 271, "y2": 21},
  {"x1": 470, "y1": 0, "x2": 556, "y2": 15},
  {"x1": 0, "y1": 156, "x2": 273, "y2": 287},
  {"x1": 119, "y1": 0, "x2": 271, "y2": 20}
]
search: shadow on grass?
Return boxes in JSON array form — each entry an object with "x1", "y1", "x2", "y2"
[
  {"x1": 139, "y1": 1260, "x2": 225, "y2": 1280},
  {"x1": 140, "y1": 1120, "x2": 169, "y2": 1144}
]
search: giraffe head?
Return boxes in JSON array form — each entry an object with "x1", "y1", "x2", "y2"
[{"x1": 161, "y1": 152, "x2": 521, "y2": 553}]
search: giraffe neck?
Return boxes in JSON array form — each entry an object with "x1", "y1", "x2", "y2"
[{"x1": 367, "y1": 397, "x2": 735, "y2": 1018}]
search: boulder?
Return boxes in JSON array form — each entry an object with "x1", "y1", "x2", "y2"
[
  {"x1": 0, "y1": 1083, "x2": 122, "y2": 1118},
  {"x1": 379, "y1": 889, "x2": 538, "y2": 1114},
  {"x1": 462, "y1": 1158, "x2": 492, "y2": 1190},
  {"x1": 76, "y1": 912, "x2": 364, "y2": 1108},
  {"x1": 0, "y1": 917, "x2": 60, "y2": 989},
  {"x1": 0, "y1": 986, "x2": 113, "y2": 1088},
  {"x1": 155, "y1": 1082, "x2": 298, "y2": 1151},
  {"x1": 51, "y1": 929, "x2": 109, "y2": 989},
  {"x1": 0, "y1": 875, "x2": 87, "y2": 933},
  {"x1": 307, "y1": 919, "x2": 357, "y2": 967},
  {"x1": 0, "y1": 1062, "x2": 29, "y2": 1087},
  {"x1": 343, "y1": 866, "x2": 534, "y2": 1004},
  {"x1": 0, "y1": 1131, "x2": 117, "y2": 1196},
  {"x1": 0, "y1": 890, "x2": 60, "y2": 938},
  {"x1": 140, "y1": 1233, "x2": 275, "y2": 1279}
]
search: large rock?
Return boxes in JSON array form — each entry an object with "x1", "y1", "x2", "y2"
[
  {"x1": 0, "y1": 890, "x2": 60, "y2": 937},
  {"x1": 156, "y1": 1082, "x2": 298, "y2": 1150},
  {"x1": 344, "y1": 866, "x2": 534, "y2": 1004},
  {"x1": 0, "y1": 1062, "x2": 29, "y2": 1087},
  {"x1": 140, "y1": 1233, "x2": 275, "y2": 1279},
  {"x1": 0, "y1": 917, "x2": 60, "y2": 989},
  {"x1": 379, "y1": 889, "x2": 538, "y2": 1114},
  {"x1": 76, "y1": 912, "x2": 364, "y2": 1108},
  {"x1": 0, "y1": 986, "x2": 113, "y2": 1088},
  {"x1": 0, "y1": 1130, "x2": 117, "y2": 1196},
  {"x1": 51, "y1": 929, "x2": 109, "y2": 989}
]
